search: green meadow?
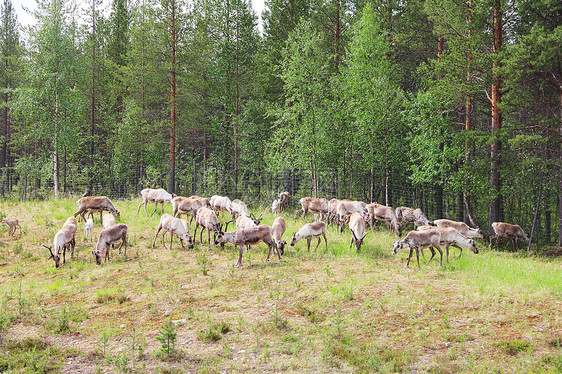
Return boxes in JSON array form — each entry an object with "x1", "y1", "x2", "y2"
[{"x1": 0, "y1": 197, "x2": 560, "y2": 373}]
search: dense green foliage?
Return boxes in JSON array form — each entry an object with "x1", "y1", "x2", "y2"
[{"x1": 0, "y1": 0, "x2": 560, "y2": 245}]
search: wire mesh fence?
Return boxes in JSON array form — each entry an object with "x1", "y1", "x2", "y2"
[{"x1": 0, "y1": 164, "x2": 558, "y2": 245}]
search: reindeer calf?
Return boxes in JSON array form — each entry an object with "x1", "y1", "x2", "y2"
[{"x1": 3, "y1": 218, "x2": 22, "y2": 237}]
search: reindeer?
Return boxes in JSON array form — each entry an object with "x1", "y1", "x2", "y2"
[
  {"x1": 349, "y1": 212, "x2": 368, "y2": 253},
  {"x1": 2, "y1": 218, "x2": 22, "y2": 237},
  {"x1": 152, "y1": 214, "x2": 194, "y2": 250},
  {"x1": 172, "y1": 196, "x2": 206, "y2": 224},
  {"x1": 92, "y1": 224, "x2": 128, "y2": 265},
  {"x1": 367, "y1": 203, "x2": 401, "y2": 236},
  {"x1": 137, "y1": 188, "x2": 175, "y2": 216},
  {"x1": 418, "y1": 225, "x2": 478, "y2": 262},
  {"x1": 434, "y1": 219, "x2": 483, "y2": 239},
  {"x1": 215, "y1": 225, "x2": 279, "y2": 267},
  {"x1": 290, "y1": 221, "x2": 328, "y2": 252},
  {"x1": 44, "y1": 217, "x2": 77, "y2": 268},
  {"x1": 337, "y1": 201, "x2": 368, "y2": 233},
  {"x1": 392, "y1": 229, "x2": 442, "y2": 268},
  {"x1": 193, "y1": 207, "x2": 221, "y2": 246},
  {"x1": 83, "y1": 218, "x2": 94, "y2": 241},
  {"x1": 75, "y1": 196, "x2": 120, "y2": 222},
  {"x1": 294, "y1": 197, "x2": 329, "y2": 220},
  {"x1": 271, "y1": 217, "x2": 287, "y2": 255},
  {"x1": 395, "y1": 206, "x2": 431, "y2": 228},
  {"x1": 211, "y1": 195, "x2": 233, "y2": 218},
  {"x1": 489, "y1": 222, "x2": 529, "y2": 250}
]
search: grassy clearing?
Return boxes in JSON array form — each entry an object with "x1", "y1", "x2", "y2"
[{"x1": 0, "y1": 197, "x2": 560, "y2": 373}]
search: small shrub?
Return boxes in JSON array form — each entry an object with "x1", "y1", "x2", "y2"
[
  {"x1": 197, "y1": 320, "x2": 230, "y2": 342},
  {"x1": 495, "y1": 339, "x2": 532, "y2": 356},
  {"x1": 156, "y1": 318, "x2": 177, "y2": 357}
]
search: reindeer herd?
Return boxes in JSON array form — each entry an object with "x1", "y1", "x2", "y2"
[{"x1": 33, "y1": 188, "x2": 530, "y2": 269}]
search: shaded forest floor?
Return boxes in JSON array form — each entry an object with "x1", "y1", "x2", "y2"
[{"x1": 0, "y1": 198, "x2": 561, "y2": 373}]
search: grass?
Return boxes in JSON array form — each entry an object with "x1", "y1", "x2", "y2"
[{"x1": 0, "y1": 196, "x2": 560, "y2": 373}]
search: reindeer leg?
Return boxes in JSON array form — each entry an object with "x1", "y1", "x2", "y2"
[
  {"x1": 193, "y1": 224, "x2": 199, "y2": 243},
  {"x1": 405, "y1": 247, "x2": 413, "y2": 268},
  {"x1": 349, "y1": 238, "x2": 354, "y2": 250},
  {"x1": 415, "y1": 247, "x2": 421, "y2": 268},
  {"x1": 452, "y1": 244, "x2": 463, "y2": 259},
  {"x1": 306, "y1": 238, "x2": 311, "y2": 253},
  {"x1": 122, "y1": 235, "x2": 127, "y2": 258},
  {"x1": 314, "y1": 237, "x2": 321, "y2": 252},
  {"x1": 236, "y1": 244, "x2": 244, "y2": 267},
  {"x1": 266, "y1": 243, "x2": 272, "y2": 262},
  {"x1": 207, "y1": 228, "x2": 211, "y2": 246},
  {"x1": 435, "y1": 244, "x2": 444, "y2": 266},
  {"x1": 152, "y1": 202, "x2": 158, "y2": 216},
  {"x1": 152, "y1": 226, "x2": 162, "y2": 248},
  {"x1": 426, "y1": 247, "x2": 436, "y2": 265},
  {"x1": 170, "y1": 231, "x2": 174, "y2": 251}
]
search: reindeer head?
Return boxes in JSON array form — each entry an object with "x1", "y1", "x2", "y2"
[
  {"x1": 250, "y1": 213, "x2": 263, "y2": 225},
  {"x1": 181, "y1": 233, "x2": 195, "y2": 250},
  {"x1": 396, "y1": 223, "x2": 403, "y2": 237},
  {"x1": 290, "y1": 232, "x2": 297, "y2": 246},
  {"x1": 92, "y1": 249, "x2": 103, "y2": 265},
  {"x1": 351, "y1": 231, "x2": 368, "y2": 253},
  {"x1": 468, "y1": 239, "x2": 478, "y2": 254},
  {"x1": 277, "y1": 240, "x2": 286, "y2": 255},
  {"x1": 392, "y1": 240, "x2": 404, "y2": 255},
  {"x1": 44, "y1": 245, "x2": 61, "y2": 268}
]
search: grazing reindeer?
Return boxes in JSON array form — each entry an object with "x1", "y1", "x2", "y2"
[
  {"x1": 171, "y1": 196, "x2": 206, "y2": 224},
  {"x1": 215, "y1": 225, "x2": 279, "y2": 267},
  {"x1": 348, "y1": 212, "x2": 368, "y2": 253},
  {"x1": 336, "y1": 201, "x2": 368, "y2": 233},
  {"x1": 434, "y1": 219, "x2": 483, "y2": 239},
  {"x1": 418, "y1": 226, "x2": 478, "y2": 262},
  {"x1": 92, "y1": 224, "x2": 128, "y2": 265},
  {"x1": 489, "y1": 222, "x2": 529, "y2": 250},
  {"x1": 193, "y1": 207, "x2": 221, "y2": 246},
  {"x1": 295, "y1": 197, "x2": 329, "y2": 221},
  {"x1": 44, "y1": 217, "x2": 77, "y2": 268},
  {"x1": 75, "y1": 196, "x2": 120, "y2": 222},
  {"x1": 2, "y1": 218, "x2": 22, "y2": 237},
  {"x1": 152, "y1": 214, "x2": 194, "y2": 250},
  {"x1": 393, "y1": 229, "x2": 442, "y2": 268},
  {"x1": 367, "y1": 203, "x2": 402, "y2": 236},
  {"x1": 231, "y1": 199, "x2": 249, "y2": 219},
  {"x1": 271, "y1": 217, "x2": 287, "y2": 255},
  {"x1": 290, "y1": 221, "x2": 328, "y2": 252},
  {"x1": 102, "y1": 213, "x2": 117, "y2": 229},
  {"x1": 395, "y1": 206, "x2": 431, "y2": 228},
  {"x1": 211, "y1": 195, "x2": 233, "y2": 218}
]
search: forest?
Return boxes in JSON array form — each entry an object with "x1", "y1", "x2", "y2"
[{"x1": 0, "y1": 0, "x2": 560, "y2": 246}]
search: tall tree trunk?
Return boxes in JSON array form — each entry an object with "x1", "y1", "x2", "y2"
[
  {"x1": 559, "y1": 94, "x2": 562, "y2": 246},
  {"x1": 168, "y1": 0, "x2": 176, "y2": 194},
  {"x1": 90, "y1": 0, "x2": 96, "y2": 187},
  {"x1": 489, "y1": 0, "x2": 502, "y2": 234},
  {"x1": 333, "y1": 0, "x2": 340, "y2": 70},
  {"x1": 234, "y1": 13, "x2": 239, "y2": 199},
  {"x1": 54, "y1": 91, "x2": 60, "y2": 198}
]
